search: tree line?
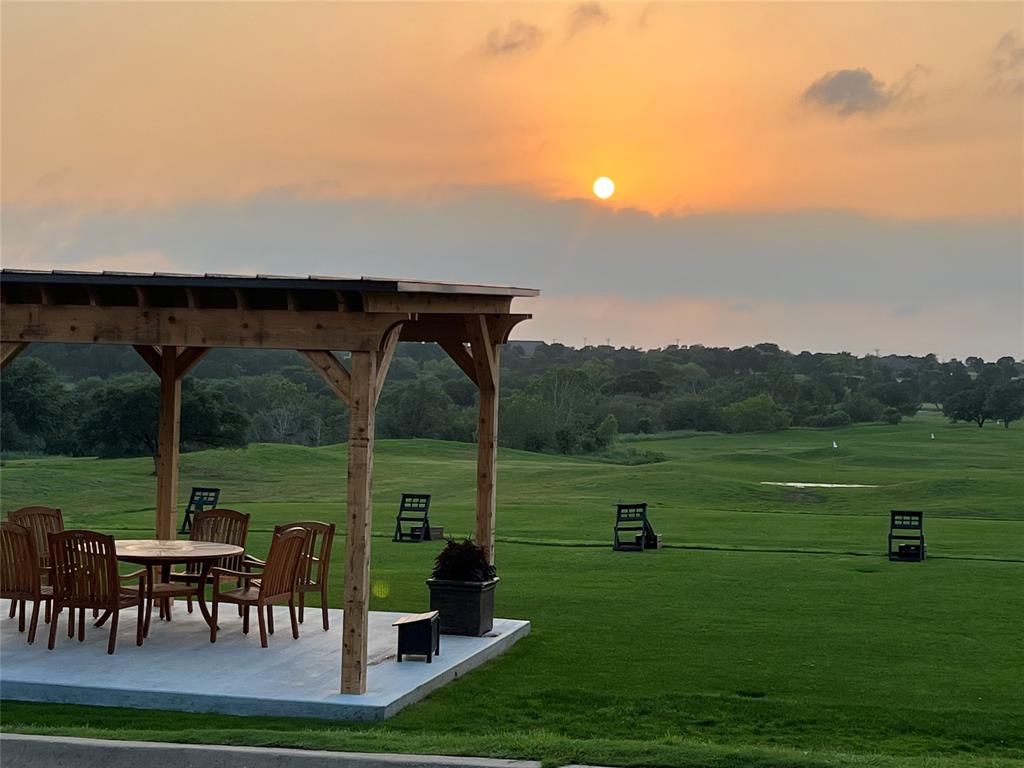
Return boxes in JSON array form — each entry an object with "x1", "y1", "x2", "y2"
[{"x1": 2, "y1": 342, "x2": 1021, "y2": 465}]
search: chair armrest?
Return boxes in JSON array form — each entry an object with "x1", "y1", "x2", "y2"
[
  {"x1": 242, "y1": 554, "x2": 266, "y2": 570},
  {"x1": 211, "y1": 566, "x2": 262, "y2": 580},
  {"x1": 119, "y1": 569, "x2": 148, "y2": 582}
]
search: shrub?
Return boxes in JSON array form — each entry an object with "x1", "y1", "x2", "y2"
[
  {"x1": 883, "y1": 407, "x2": 903, "y2": 425},
  {"x1": 431, "y1": 539, "x2": 497, "y2": 582}
]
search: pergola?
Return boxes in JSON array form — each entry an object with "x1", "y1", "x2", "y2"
[{"x1": 0, "y1": 269, "x2": 536, "y2": 694}]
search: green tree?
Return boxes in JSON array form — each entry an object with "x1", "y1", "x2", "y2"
[
  {"x1": 0, "y1": 358, "x2": 69, "y2": 453},
  {"x1": 943, "y1": 383, "x2": 989, "y2": 428},
  {"x1": 984, "y1": 382, "x2": 1024, "y2": 429},
  {"x1": 75, "y1": 375, "x2": 248, "y2": 471},
  {"x1": 594, "y1": 414, "x2": 618, "y2": 449},
  {"x1": 722, "y1": 395, "x2": 791, "y2": 433}
]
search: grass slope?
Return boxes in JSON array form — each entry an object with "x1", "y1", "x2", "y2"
[{"x1": 2, "y1": 412, "x2": 1022, "y2": 767}]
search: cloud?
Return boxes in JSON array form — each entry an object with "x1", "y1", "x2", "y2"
[
  {"x1": 990, "y1": 30, "x2": 1024, "y2": 96},
  {"x1": 481, "y1": 21, "x2": 543, "y2": 57},
  {"x1": 567, "y1": 3, "x2": 610, "y2": 38},
  {"x1": 801, "y1": 67, "x2": 925, "y2": 118},
  {"x1": 4, "y1": 189, "x2": 1020, "y2": 357}
]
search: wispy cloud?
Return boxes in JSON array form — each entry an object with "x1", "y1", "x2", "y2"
[
  {"x1": 801, "y1": 66, "x2": 925, "y2": 118},
  {"x1": 481, "y1": 20, "x2": 543, "y2": 57},
  {"x1": 567, "y1": 2, "x2": 610, "y2": 39},
  {"x1": 990, "y1": 30, "x2": 1024, "y2": 96}
]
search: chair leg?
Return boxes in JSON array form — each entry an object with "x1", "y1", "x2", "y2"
[
  {"x1": 78, "y1": 607, "x2": 86, "y2": 642},
  {"x1": 321, "y1": 585, "x2": 329, "y2": 631},
  {"x1": 186, "y1": 595, "x2": 193, "y2": 614},
  {"x1": 242, "y1": 605, "x2": 250, "y2": 634},
  {"x1": 257, "y1": 603, "x2": 268, "y2": 648},
  {"x1": 48, "y1": 607, "x2": 60, "y2": 650},
  {"x1": 266, "y1": 605, "x2": 274, "y2": 635},
  {"x1": 210, "y1": 598, "x2": 219, "y2": 644},
  {"x1": 18, "y1": 600, "x2": 26, "y2": 633},
  {"x1": 289, "y1": 599, "x2": 299, "y2": 640},
  {"x1": 8, "y1": 600, "x2": 16, "y2": 618},
  {"x1": 45, "y1": 600, "x2": 51, "y2": 624},
  {"x1": 299, "y1": 591, "x2": 305, "y2": 624},
  {"x1": 107, "y1": 611, "x2": 119, "y2": 655},
  {"x1": 136, "y1": 596, "x2": 145, "y2": 647},
  {"x1": 165, "y1": 598, "x2": 173, "y2": 621},
  {"x1": 67, "y1": 606, "x2": 75, "y2": 638},
  {"x1": 27, "y1": 600, "x2": 41, "y2": 644}
]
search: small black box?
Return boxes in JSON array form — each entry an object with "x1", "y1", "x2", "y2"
[{"x1": 393, "y1": 610, "x2": 441, "y2": 663}]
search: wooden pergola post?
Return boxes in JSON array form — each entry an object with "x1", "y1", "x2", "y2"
[
  {"x1": 467, "y1": 318, "x2": 500, "y2": 564},
  {"x1": 155, "y1": 346, "x2": 181, "y2": 540},
  {"x1": 342, "y1": 350, "x2": 376, "y2": 694},
  {"x1": 134, "y1": 344, "x2": 209, "y2": 539}
]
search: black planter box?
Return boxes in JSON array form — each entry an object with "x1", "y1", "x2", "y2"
[{"x1": 426, "y1": 577, "x2": 499, "y2": 636}]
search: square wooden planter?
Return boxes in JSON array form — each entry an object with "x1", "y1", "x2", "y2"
[{"x1": 426, "y1": 577, "x2": 499, "y2": 636}]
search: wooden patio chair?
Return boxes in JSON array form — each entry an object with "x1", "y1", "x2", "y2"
[
  {"x1": 164, "y1": 508, "x2": 250, "y2": 617},
  {"x1": 1, "y1": 521, "x2": 53, "y2": 644},
  {"x1": 6, "y1": 506, "x2": 63, "y2": 618},
  {"x1": 47, "y1": 530, "x2": 147, "y2": 654},
  {"x1": 244, "y1": 521, "x2": 336, "y2": 631},
  {"x1": 210, "y1": 526, "x2": 308, "y2": 648}
]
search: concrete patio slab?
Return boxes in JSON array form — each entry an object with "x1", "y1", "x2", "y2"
[{"x1": 0, "y1": 601, "x2": 529, "y2": 720}]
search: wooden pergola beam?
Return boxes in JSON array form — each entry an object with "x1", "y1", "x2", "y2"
[
  {"x1": 0, "y1": 341, "x2": 29, "y2": 370},
  {"x1": 2, "y1": 304, "x2": 411, "y2": 352}
]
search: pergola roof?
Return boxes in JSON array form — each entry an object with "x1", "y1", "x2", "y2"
[
  {"x1": 0, "y1": 269, "x2": 539, "y2": 298},
  {"x1": 0, "y1": 265, "x2": 534, "y2": 695},
  {"x1": 1, "y1": 269, "x2": 536, "y2": 351}
]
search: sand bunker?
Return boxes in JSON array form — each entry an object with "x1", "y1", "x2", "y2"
[{"x1": 760, "y1": 482, "x2": 879, "y2": 488}]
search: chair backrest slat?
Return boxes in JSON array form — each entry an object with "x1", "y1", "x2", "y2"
[
  {"x1": 190, "y1": 508, "x2": 250, "y2": 572},
  {"x1": 0, "y1": 521, "x2": 40, "y2": 599},
  {"x1": 49, "y1": 530, "x2": 119, "y2": 609},
  {"x1": 272, "y1": 521, "x2": 335, "y2": 588},
  {"x1": 260, "y1": 527, "x2": 309, "y2": 600},
  {"x1": 8, "y1": 506, "x2": 63, "y2": 570}
]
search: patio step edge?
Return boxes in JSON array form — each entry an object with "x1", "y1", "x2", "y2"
[{"x1": 0, "y1": 733, "x2": 542, "y2": 768}]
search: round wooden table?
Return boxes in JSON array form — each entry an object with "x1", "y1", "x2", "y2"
[{"x1": 115, "y1": 540, "x2": 244, "y2": 633}]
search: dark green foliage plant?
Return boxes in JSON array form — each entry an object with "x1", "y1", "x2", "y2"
[{"x1": 431, "y1": 538, "x2": 496, "y2": 582}]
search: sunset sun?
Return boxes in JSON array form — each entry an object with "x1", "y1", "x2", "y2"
[{"x1": 592, "y1": 176, "x2": 615, "y2": 200}]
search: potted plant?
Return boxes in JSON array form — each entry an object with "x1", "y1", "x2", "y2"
[{"x1": 426, "y1": 538, "x2": 498, "y2": 636}]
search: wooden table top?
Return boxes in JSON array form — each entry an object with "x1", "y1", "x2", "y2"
[{"x1": 115, "y1": 539, "x2": 244, "y2": 563}]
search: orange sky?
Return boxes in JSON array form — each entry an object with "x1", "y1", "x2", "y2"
[
  {"x1": 2, "y1": 2, "x2": 1021, "y2": 358},
  {"x1": 3, "y1": 2, "x2": 1021, "y2": 217}
]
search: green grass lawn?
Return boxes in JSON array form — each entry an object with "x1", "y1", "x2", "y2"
[{"x1": 2, "y1": 411, "x2": 1022, "y2": 767}]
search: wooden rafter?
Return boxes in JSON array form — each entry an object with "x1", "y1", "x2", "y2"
[
  {"x1": 1, "y1": 341, "x2": 29, "y2": 370},
  {"x1": 466, "y1": 315, "x2": 497, "y2": 392},
  {"x1": 133, "y1": 345, "x2": 162, "y2": 375},
  {"x1": 439, "y1": 340, "x2": 478, "y2": 386},
  {"x1": 175, "y1": 347, "x2": 209, "y2": 378},
  {"x1": 299, "y1": 350, "x2": 353, "y2": 405},
  {"x1": 374, "y1": 326, "x2": 401, "y2": 406}
]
